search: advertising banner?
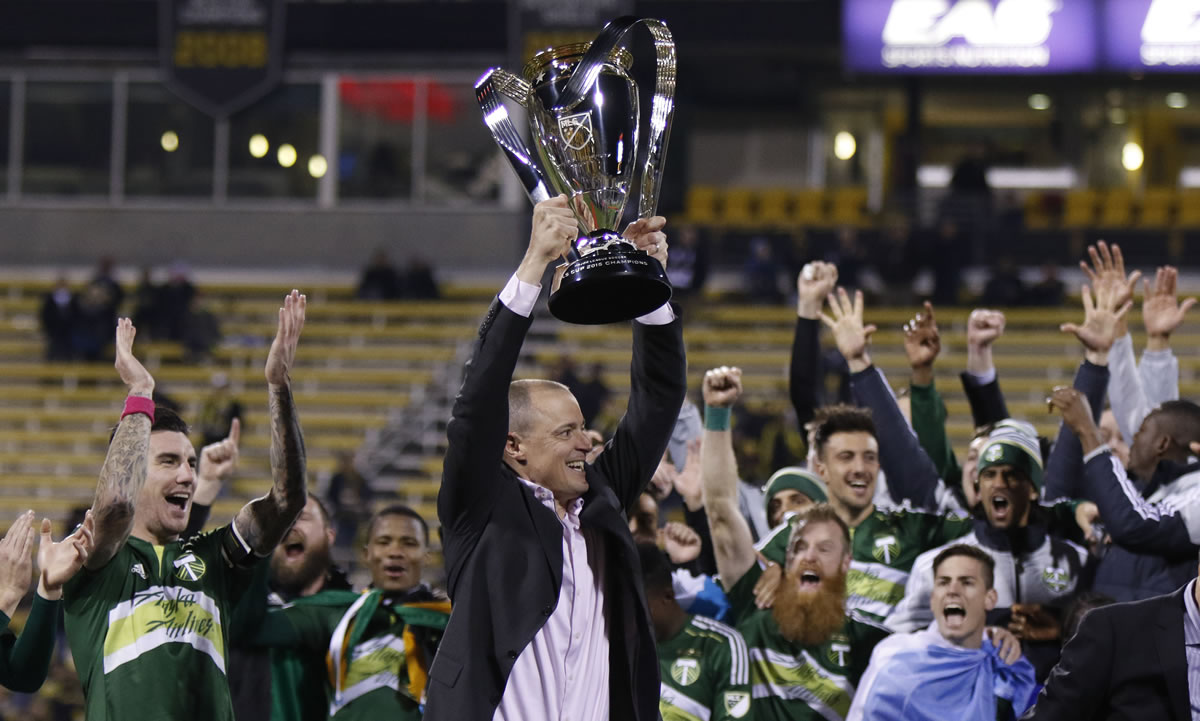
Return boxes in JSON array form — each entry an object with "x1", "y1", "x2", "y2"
[
  {"x1": 1105, "y1": 0, "x2": 1200, "y2": 70},
  {"x1": 844, "y1": 0, "x2": 1100, "y2": 74}
]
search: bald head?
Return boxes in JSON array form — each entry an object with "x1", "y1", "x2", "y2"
[{"x1": 509, "y1": 379, "x2": 573, "y2": 434}]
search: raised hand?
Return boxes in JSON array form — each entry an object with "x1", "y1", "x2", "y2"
[
  {"x1": 672, "y1": 438, "x2": 703, "y2": 511},
  {"x1": 820, "y1": 287, "x2": 876, "y2": 373},
  {"x1": 265, "y1": 291, "x2": 306, "y2": 387},
  {"x1": 37, "y1": 512, "x2": 94, "y2": 600},
  {"x1": 1143, "y1": 266, "x2": 1196, "y2": 350},
  {"x1": 966, "y1": 309, "x2": 1006, "y2": 349},
  {"x1": 1080, "y1": 241, "x2": 1141, "y2": 337},
  {"x1": 702, "y1": 366, "x2": 743, "y2": 409},
  {"x1": 0, "y1": 511, "x2": 34, "y2": 617},
  {"x1": 519, "y1": 195, "x2": 578, "y2": 284},
  {"x1": 796, "y1": 262, "x2": 839, "y2": 319},
  {"x1": 1047, "y1": 386, "x2": 1102, "y2": 452},
  {"x1": 1060, "y1": 282, "x2": 1131, "y2": 359},
  {"x1": 658, "y1": 522, "x2": 701, "y2": 564},
  {"x1": 624, "y1": 215, "x2": 668, "y2": 268},
  {"x1": 903, "y1": 301, "x2": 940, "y2": 385},
  {"x1": 114, "y1": 318, "x2": 154, "y2": 396},
  {"x1": 753, "y1": 552, "x2": 782, "y2": 609},
  {"x1": 195, "y1": 418, "x2": 241, "y2": 506}
]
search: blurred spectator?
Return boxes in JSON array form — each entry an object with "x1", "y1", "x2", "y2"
[
  {"x1": 825, "y1": 226, "x2": 869, "y2": 291},
  {"x1": 981, "y1": 257, "x2": 1027, "y2": 307},
  {"x1": 180, "y1": 293, "x2": 221, "y2": 362},
  {"x1": 876, "y1": 217, "x2": 915, "y2": 305},
  {"x1": 575, "y1": 362, "x2": 611, "y2": 429},
  {"x1": 196, "y1": 372, "x2": 243, "y2": 448},
  {"x1": 402, "y1": 255, "x2": 440, "y2": 299},
  {"x1": 71, "y1": 282, "x2": 115, "y2": 361},
  {"x1": 357, "y1": 249, "x2": 402, "y2": 300},
  {"x1": 1027, "y1": 264, "x2": 1065, "y2": 306},
  {"x1": 88, "y1": 256, "x2": 124, "y2": 321},
  {"x1": 325, "y1": 451, "x2": 372, "y2": 551},
  {"x1": 665, "y1": 225, "x2": 709, "y2": 299},
  {"x1": 131, "y1": 267, "x2": 162, "y2": 340},
  {"x1": 40, "y1": 276, "x2": 76, "y2": 361},
  {"x1": 928, "y1": 217, "x2": 965, "y2": 306},
  {"x1": 744, "y1": 237, "x2": 783, "y2": 304},
  {"x1": 158, "y1": 262, "x2": 196, "y2": 341}
]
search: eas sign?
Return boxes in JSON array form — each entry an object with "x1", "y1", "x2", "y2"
[
  {"x1": 844, "y1": 0, "x2": 1100, "y2": 73},
  {"x1": 1105, "y1": 0, "x2": 1200, "y2": 70}
]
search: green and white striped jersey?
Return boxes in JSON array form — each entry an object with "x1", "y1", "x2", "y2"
[
  {"x1": 63, "y1": 526, "x2": 259, "y2": 721},
  {"x1": 658, "y1": 614, "x2": 752, "y2": 721}
]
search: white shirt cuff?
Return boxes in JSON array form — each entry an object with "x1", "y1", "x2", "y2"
[
  {"x1": 635, "y1": 303, "x2": 675, "y2": 326},
  {"x1": 499, "y1": 273, "x2": 541, "y2": 318},
  {"x1": 1083, "y1": 443, "x2": 1112, "y2": 464},
  {"x1": 966, "y1": 367, "x2": 997, "y2": 385}
]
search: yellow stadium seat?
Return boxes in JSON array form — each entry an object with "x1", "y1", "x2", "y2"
[
  {"x1": 1023, "y1": 192, "x2": 1052, "y2": 230},
  {"x1": 757, "y1": 188, "x2": 792, "y2": 227},
  {"x1": 1139, "y1": 187, "x2": 1174, "y2": 228},
  {"x1": 792, "y1": 189, "x2": 826, "y2": 227},
  {"x1": 1178, "y1": 189, "x2": 1200, "y2": 228},
  {"x1": 1099, "y1": 188, "x2": 1134, "y2": 228},
  {"x1": 1062, "y1": 190, "x2": 1097, "y2": 228},
  {"x1": 829, "y1": 187, "x2": 867, "y2": 227},
  {"x1": 719, "y1": 188, "x2": 756, "y2": 228},
  {"x1": 684, "y1": 185, "x2": 719, "y2": 225}
]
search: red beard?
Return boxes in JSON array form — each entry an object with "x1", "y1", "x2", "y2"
[{"x1": 771, "y1": 567, "x2": 847, "y2": 646}]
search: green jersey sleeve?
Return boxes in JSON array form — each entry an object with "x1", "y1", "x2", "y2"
[
  {"x1": 702, "y1": 621, "x2": 751, "y2": 721},
  {"x1": 909, "y1": 380, "x2": 963, "y2": 485}
]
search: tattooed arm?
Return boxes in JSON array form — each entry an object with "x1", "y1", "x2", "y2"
[
  {"x1": 234, "y1": 291, "x2": 308, "y2": 556},
  {"x1": 87, "y1": 319, "x2": 154, "y2": 570}
]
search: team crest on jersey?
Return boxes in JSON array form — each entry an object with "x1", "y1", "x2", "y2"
[
  {"x1": 724, "y1": 691, "x2": 750, "y2": 718},
  {"x1": 670, "y1": 658, "x2": 701, "y2": 686},
  {"x1": 827, "y1": 634, "x2": 851, "y2": 667},
  {"x1": 1042, "y1": 566, "x2": 1069, "y2": 593},
  {"x1": 130, "y1": 563, "x2": 147, "y2": 580},
  {"x1": 173, "y1": 553, "x2": 206, "y2": 582},
  {"x1": 872, "y1": 534, "x2": 900, "y2": 564}
]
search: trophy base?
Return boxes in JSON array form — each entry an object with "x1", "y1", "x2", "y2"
[{"x1": 548, "y1": 246, "x2": 673, "y2": 325}]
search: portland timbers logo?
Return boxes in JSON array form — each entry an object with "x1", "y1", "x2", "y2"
[
  {"x1": 827, "y1": 634, "x2": 851, "y2": 667},
  {"x1": 1042, "y1": 567, "x2": 1069, "y2": 593},
  {"x1": 173, "y1": 552, "x2": 207, "y2": 582},
  {"x1": 670, "y1": 658, "x2": 701, "y2": 686},
  {"x1": 872, "y1": 534, "x2": 900, "y2": 564},
  {"x1": 983, "y1": 444, "x2": 1004, "y2": 463}
]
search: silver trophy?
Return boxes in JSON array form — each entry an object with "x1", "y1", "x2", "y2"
[{"x1": 476, "y1": 16, "x2": 677, "y2": 324}]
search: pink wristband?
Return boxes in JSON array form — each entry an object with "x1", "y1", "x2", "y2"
[{"x1": 121, "y1": 396, "x2": 156, "y2": 423}]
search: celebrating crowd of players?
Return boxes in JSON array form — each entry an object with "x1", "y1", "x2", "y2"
[{"x1": 0, "y1": 197, "x2": 1197, "y2": 720}]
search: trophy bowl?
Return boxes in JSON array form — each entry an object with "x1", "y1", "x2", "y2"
[{"x1": 477, "y1": 17, "x2": 677, "y2": 324}]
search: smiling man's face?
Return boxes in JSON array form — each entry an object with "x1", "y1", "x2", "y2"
[
  {"x1": 363, "y1": 513, "x2": 428, "y2": 593},
  {"x1": 814, "y1": 431, "x2": 879, "y2": 517},
  {"x1": 505, "y1": 387, "x2": 591, "y2": 505},
  {"x1": 132, "y1": 430, "x2": 197, "y2": 544}
]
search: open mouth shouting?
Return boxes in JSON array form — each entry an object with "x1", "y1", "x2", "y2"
[
  {"x1": 382, "y1": 562, "x2": 408, "y2": 582},
  {"x1": 164, "y1": 490, "x2": 191, "y2": 517},
  {"x1": 941, "y1": 601, "x2": 967, "y2": 629},
  {"x1": 283, "y1": 534, "x2": 306, "y2": 561},
  {"x1": 988, "y1": 491, "x2": 1014, "y2": 523},
  {"x1": 795, "y1": 567, "x2": 822, "y2": 592}
]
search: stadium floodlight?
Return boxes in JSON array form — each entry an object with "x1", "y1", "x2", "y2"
[
  {"x1": 277, "y1": 143, "x2": 297, "y2": 168},
  {"x1": 1122, "y1": 142, "x2": 1144, "y2": 172},
  {"x1": 160, "y1": 131, "x2": 179, "y2": 152},
  {"x1": 1028, "y1": 94, "x2": 1051, "y2": 110},
  {"x1": 834, "y1": 131, "x2": 857, "y2": 160},
  {"x1": 249, "y1": 134, "x2": 269, "y2": 158}
]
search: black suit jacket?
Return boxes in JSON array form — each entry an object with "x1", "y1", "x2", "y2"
[
  {"x1": 425, "y1": 299, "x2": 687, "y2": 721},
  {"x1": 1022, "y1": 584, "x2": 1192, "y2": 721}
]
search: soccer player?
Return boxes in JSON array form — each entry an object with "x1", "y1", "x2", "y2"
[
  {"x1": 250, "y1": 504, "x2": 450, "y2": 720},
  {"x1": 640, "y1": 542, "x2": 750, "y2": 721},
  {"x1": 849, "y1": 545, "x2": 1036, "y2": 721},
  {"x1": 63, "y1": 294, "x2": 308, "y2": 721}
]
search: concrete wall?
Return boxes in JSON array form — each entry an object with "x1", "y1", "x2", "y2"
[{"x1": 0, "y1": 205, "x2": 527, "y2": 272}]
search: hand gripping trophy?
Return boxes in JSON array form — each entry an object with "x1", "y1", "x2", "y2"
[{"x1": 476, "y1": 16, "x2": 677, "y2": 324}]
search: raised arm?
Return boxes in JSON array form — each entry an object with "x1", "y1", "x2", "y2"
[
  {"x1": 1050, "y1": 387, "x2": 1200, "y2": 553},
  {"x1": 961, "y1": 308, "x2": 1009, "y2": 426},
  {"x1": 903, "y1": 301, "x2": 961, "y2": 483},
  {"x1": 184, "y1": 417, "x2": 241, "y2": 539},
  {"x1": 700, "y1": 367, "x2": 757, "y2": 590},
  {"x1": 88, "y1": 319, "x2": 154, "y2": 569},
  {"x1": 790, "y1": 262, "x2": 838, "y2": 430},
  {"x1": 1138, "y1": 265, "x2": 1191, "y2": 407},
  {"x1": 593, "y1": 213, "x2": 687, "y2": 510},
  {"x1": 234, "y1": 291, "x2": 307, "y2": 556},
  {"x1": 823, "y1": 289, "x2": 941, "y2": 509},
  {"x1": 439, "y1": 196, "x2": 576, "y2": 546}
]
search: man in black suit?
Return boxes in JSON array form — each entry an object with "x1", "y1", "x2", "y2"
[
  {"x1": 1022, "y1": 561, "x2": 1198, "y2": 720},
  {"x1": 426, "y1": 195, "x2": 687, "y2": 721}
]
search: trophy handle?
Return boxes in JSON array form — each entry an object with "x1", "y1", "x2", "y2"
[
  {"x1": 475, "y1": 68, "x2": 552, "y2": 204},
  {"x1": 554, "y1": 16, "x2": 677, "y2": 220}
]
